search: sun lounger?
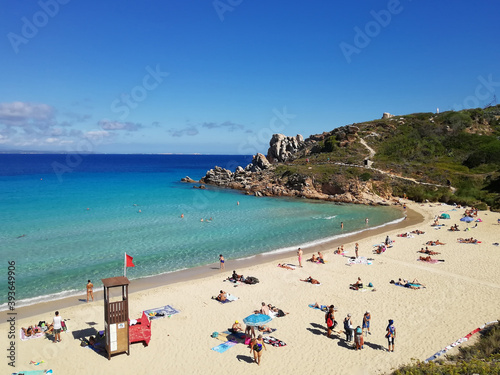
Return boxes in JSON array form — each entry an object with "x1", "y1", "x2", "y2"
[{"x1": 129, "y1": 311, "x2": 152, "y2": 346}]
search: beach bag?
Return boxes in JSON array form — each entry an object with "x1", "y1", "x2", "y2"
[
  {"x1": 326, "y1": 316, "x2": 333, "y2": 328},
  {"x1": 244, "y1": 337, "x2": 251, "y2": 345}
]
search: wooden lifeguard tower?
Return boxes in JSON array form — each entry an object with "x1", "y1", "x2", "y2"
[{"x1": 102, "y1": 276, "x2": 130, "y2": 360}]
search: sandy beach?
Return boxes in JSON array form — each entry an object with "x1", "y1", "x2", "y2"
[{"x1": 2, "y1": 201, "x2": 500, "y2": 375}]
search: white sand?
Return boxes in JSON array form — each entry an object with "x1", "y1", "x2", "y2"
[{"x1": 2, "y1": 202, "x2": 500, "y2": 375}]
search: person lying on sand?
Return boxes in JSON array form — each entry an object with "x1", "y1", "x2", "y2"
[
  {"x1": 431, "y1": 219, "x2": 440, "y2": 226},
  {"x1": 258, "y1": 325, "x2": 273, "y2": 333},
  {"x1": 301, "y1": 276, "x2": 320, "y2": 284},
  {"x1": 411, "y1": 230, "x2": 425, "y2": 235},
  {"x1": 268, "y1": 304, "x2": 289, "y2": 317},
  {"x1": 311, "y1": 302, "x2": 332, "y2": 312},
  {"x1": 375, "y1": 245, "x2": 386, "y2": 254},
  {"x1": 426, "y1": 240, "x2": 445, "y2": 245},
  {"x1": 419, "y1": 256, "x2": 434, "y2": 262},
  {"x1": 277, "y1": 263, "x2": 295, "y2": 270},
  {"x1": 418, "y1": 248, "x2": 440, "y2": 255},
  {"x1": 391, "y1": 279, "x2": 425, "y2": 289},
  {"x1": 458, "y1": 237, "x2": 479, "y2": 244},
  {"x1": 449, "y1": 224, "x2": 460, "y2": 231},
  {"x1": 21, "y1": 325, "x2": 42, "y2": 337}
]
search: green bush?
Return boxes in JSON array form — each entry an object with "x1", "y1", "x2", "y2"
[{"x1": 359, "y1": 172, "x2": 371, "y2": 181}]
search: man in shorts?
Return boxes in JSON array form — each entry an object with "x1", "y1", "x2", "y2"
[{"x1": 52, "y1": 311, "x2": 63, "y2": 343}]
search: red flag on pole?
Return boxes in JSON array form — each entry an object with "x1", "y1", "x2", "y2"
[{"x1": 126, "y1": 254, "x2": 135, "y2": 267}]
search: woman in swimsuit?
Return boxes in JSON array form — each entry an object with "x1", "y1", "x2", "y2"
[{"x1": 250, "y1": 334, "x2": 267, "y2": 365}]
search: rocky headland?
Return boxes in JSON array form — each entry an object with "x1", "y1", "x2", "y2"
[{"x1": 197, "y1": 128, "x2": 392, "y2": 205}]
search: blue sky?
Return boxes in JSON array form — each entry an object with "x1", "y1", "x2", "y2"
[{"x1": 1, "y1": 1, "x2": 499, "y2": 154}]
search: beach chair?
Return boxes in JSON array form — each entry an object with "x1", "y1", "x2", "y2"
[{"x1": 129, "y1": 311, "x2": 152, "y2": 346}]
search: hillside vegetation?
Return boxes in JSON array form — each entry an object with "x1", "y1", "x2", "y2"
[
  {"x1": 275, "y1": 105, "x2": 500, "y2": 210},
  {"x1": 390, "y1": 322, "x2": 500, "y2": 374}
]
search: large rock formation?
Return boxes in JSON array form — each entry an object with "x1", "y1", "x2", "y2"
[
  {"x1": 267, "y1": 134, "x2": 305, "y2": 163},
  {"x1": 198, "y1": 129, "x2": 391, "y2": 205}
]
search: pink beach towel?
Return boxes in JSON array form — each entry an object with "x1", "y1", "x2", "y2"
[{"x1": 20, "y1": 327, "x2": 45, "y2": 341}]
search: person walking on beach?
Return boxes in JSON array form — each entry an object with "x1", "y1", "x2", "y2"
[
  {"x1": 52, "y1": 311, "x2": 62, "y2": 343},
  {"x1": 86, "y1": 280, "x2": 94, "y2": 302},
  {"x1": 355, "y1": 243, "x2": 359, "y2": 258},
  {"x1": 325, "y1": 305, "x2": 337, "y2": 337},
  {"x1": 250, "y1": 334, "x2": 266, "y2": 365},
  {"x1": 386, "y1": 319, "x2": 396, "y2": 352},
  {"x1": 363, "y1": 311, "x2": 371, "y2": 336},
  {"x1": 219, "y1": 254, "x2": 225, "y2": 270},
  {"x1": 297, "y1": 248, "x2": 303, "y2": 268}
]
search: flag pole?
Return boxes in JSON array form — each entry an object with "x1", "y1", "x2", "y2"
[{"x1": 124, "y1": 252, "x2": 127, "y2": 277}]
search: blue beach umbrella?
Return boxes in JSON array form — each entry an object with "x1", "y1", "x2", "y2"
[
  {"x1": 439, "y1": 213, "x2": 450, "y2": 219},
  {"x1": 460, "y1": 216, "x2": 474, "y2": 222},
  {"x1": 243, "y1": 313, "x2": 272, "y2": 327}
]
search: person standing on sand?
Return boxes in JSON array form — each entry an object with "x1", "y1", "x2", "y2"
[
  {"x1": 250, "y1": 334, "x2": 266, "y2": 365},
  {"x1": 344, "y1": 314, "x2": 353, "y2": 342},
  {"x1": 386, "y1": 319, "x2": 396, "y2": 352},
  {"x1": 297, "y1": 248, "x2": 303, "y2": 268},
  {"x1": 325, "y1": 305, "x2": 337, "y2": 337},
  {"x1": 52, "y1": 311, "x2": 62, "y2": 343},
  {"x1": 355, "y1": 243, "x2": 359, "y2": 258},
  {"x1": 86, "y1": 280, "x2": 94, "y2": 302},
  {"x1": 219, "y1": 254, "x2": 225, "y2": 270},
  {"x1": 363, "y1": 311, "x2": 371, "y2": 336}
]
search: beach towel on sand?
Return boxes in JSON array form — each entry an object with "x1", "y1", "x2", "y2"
[
  {"x1": 12, "y1": 371, "x2": 53, "y2": 375},
  {"x1": 346, "y1": 257, "x2": 372, "y2": 266},
  {"x1": 417, "y1": 259, "x2": 444, "y2": 264},
  {"x1": 211, "y1": 340, "x2": 237, "y2": 353},
  {"x1": 263, "y1": 336, "x2": 286, "y2": 347},
  {"x1": 144, "y1": 305, "x2": 180, "y2": 320},
  {"x1": 20, "y1": 327, "x2": 45, "y2": 341}
]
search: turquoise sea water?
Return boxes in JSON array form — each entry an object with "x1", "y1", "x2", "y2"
[{"x1": 0, "y1": 154, "x2": 403, "y2": 310}]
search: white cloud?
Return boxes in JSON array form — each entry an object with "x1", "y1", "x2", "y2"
[
  {"x1": 0, "y1": 102, "x2": 55, "y2": 127},
  {"x1": 99, "y1": 120, "x2": 143, "y2": 131}
]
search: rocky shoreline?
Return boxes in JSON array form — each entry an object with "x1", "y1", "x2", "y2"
[{"x1": 182, "y1": 132, "x2": 395, "y2": 206}]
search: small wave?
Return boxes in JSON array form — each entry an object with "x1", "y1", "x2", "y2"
[
  {"x1": 312, "y1": 215, "x2": 337, "y2": 220},
  {"x1": 0, "y1": 288, "x2": 87, "y2": 312},
  {"x1": 263, "y1": 216, "x2": 406, "y2": 256}
]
